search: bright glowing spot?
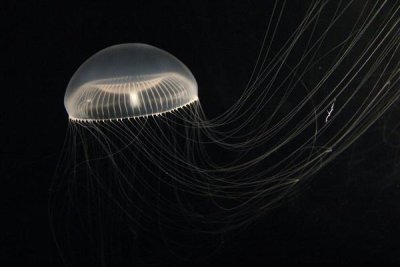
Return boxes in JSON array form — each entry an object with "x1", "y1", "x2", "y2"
[{"x1": 130, "y1": 91, "x2": 140, "y2": 107}]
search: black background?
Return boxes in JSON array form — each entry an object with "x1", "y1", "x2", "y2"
[{"x1": 4, "y1": 1, "x2": 400, "y2": 266}]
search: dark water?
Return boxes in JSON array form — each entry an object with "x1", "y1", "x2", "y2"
[{"x1": 4, "y1": 1, "x2": 400, "y2": 265}]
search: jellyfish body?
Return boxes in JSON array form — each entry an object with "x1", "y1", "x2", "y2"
[
  {"x1": 59, "y1": 3, "x2": 400, "y2": 230},
  {"x1": 64, "y1": 43, "x2": 198, "y2": 121},
  {"x1": 54, "y1": 1, "x2": 400, "y2": 264}
]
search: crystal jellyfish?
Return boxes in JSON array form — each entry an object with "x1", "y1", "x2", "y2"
[{"x1": 64, "y1": 43, "x2": 198, "y2": 121}]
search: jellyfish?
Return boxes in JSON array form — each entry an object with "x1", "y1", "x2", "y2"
[
  {"x1": 52, "y1": 0, "x2": 400, "y2": 265},
  {"x1": 64, "y1": 43, "x2": 199, "y2": 121}
]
